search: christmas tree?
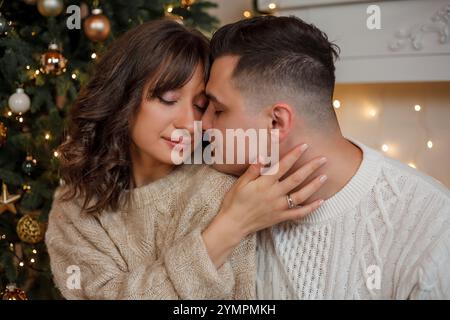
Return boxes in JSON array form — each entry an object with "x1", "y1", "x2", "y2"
[{"x1": 0, "y1": 0, "x2": 218, "y2": 300}]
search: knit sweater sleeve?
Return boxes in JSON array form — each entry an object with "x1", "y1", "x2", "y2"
[
  {"x1": 399, "y1": 193, "x2": 450, "y2": 300},
  {"x1": 406, "y1": 231, "x2": 450, "y2": 300},
  {"x1": 45, "y1": 196, "x2": 235, "y2": 300}
]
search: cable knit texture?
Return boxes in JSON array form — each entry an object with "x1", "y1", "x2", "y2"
[
  {"x1": 257, "y1": 139, "x2": 450, "y2": 300},
  {"x1": 45, "y1": 164, "x2": 256, "y2": 300}
]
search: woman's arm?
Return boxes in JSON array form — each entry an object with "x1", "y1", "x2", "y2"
[
  {"x1": 202, "y1": 144, "x2": 327, "y2": 268},
  {"x1": 46, "y1": 200, "x2": 236, "y2": 300}
]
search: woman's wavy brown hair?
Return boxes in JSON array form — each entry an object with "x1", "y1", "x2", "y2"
[{"x1": 58, "y1": 20, "x2": 210, "y2": 214}]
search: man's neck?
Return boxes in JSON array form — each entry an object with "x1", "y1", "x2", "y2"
[{"x1": 284, "y1": 135, "x2": 363, "y2": 205}]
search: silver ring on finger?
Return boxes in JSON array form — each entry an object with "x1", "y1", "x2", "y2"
[{"x1": 286, "y1": 194, "x2": 296, "y2": 209}]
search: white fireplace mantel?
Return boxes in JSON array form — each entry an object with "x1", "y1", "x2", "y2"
[{"x1": 257, "y1": 0, "x2": 450, "y2": 83}]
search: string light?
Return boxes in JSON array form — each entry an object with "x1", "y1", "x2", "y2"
[
  {"x1": 18, "y1": 116, "x2": 24, "y2": 123},
  {"x1": 333, "y1": 99, "x2": 341, "y2": 109},
  {"x1": 408, "y1": 162, "x2": 417, "y2": 169},
  {"x1": 53, "y1": 151, "x2": 59, "y2": 158},
  {"x1": 26, "y1": 65, "x2": 30, "y2": 70},
  {"x1": 30, "y1": 258, "x2": 35, "y2": 263},
  {"x1": 32, "y1": 249, "x2": 37, "y2": 254},
  {"x1": 368, "y1": 109, "x2": 377, "y2": 117},
  {"x1": 243, "y1": 10, "x2": 252, "y2": 18},
  {"x1": 45, "y1": 132, "x2": 51, "y2": 140},
  {"x1": 7, "y1": 111, "x2": 12, "y2": 117},
  {"x1": 35, "y1": 70, "x2": 40, "y2": 75},
  {"x1": 381, "y1": 144, "x2": 389, "y2": 152},
  {"x1": 427, "y1": 140, "x2": 433, "y2": 149},
  {"x1": 91, "y1": 53, "x2": 97, "y2": 59},
  {"x1": 1, "y1": 234, "x2": 5, "y2": 239},
  {"x1": 414, "y1": 104, "x2": 421, "y2": 112},
  {"x1": 166, "y1": 5, "x2": 173, "y2": 13},
  {"x1": 71, "y1": 73, "x2": 77, "y2": 79},
  {"x1": 19, "y1": 262, "x2": 24, "y2": 267},
  {"x1": 268, "y1": 3, "x2": 277, "y2": 10}
]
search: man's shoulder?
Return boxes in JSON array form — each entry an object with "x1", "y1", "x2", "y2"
[{"x1": 381, "y1": 154, "x2": 449, "y2": 201}]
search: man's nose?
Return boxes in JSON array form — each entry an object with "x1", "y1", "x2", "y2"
[{"x1": 201, "y1": 105, "x2": 214, "y2": 131}]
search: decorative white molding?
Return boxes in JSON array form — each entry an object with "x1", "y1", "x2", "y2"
[{"x1": 389, "y1": 3, "x2": 450, "y2": 51}]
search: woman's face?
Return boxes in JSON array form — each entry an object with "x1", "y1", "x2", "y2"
[{"x1": 130, "y1": 64, "x2": 207, "y2": 166}]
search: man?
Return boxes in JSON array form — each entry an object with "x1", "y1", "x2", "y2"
[{"x1": 202, "y1": 16, "x2": 450, "y2": 299}]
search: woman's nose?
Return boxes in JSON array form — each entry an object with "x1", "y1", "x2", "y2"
[{"x1": 173, "y1": 104, "x2": 196, "y2": 133}]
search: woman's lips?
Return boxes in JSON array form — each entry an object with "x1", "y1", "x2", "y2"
[{"x1": 162, "y1": 137, "x2": 190, "y2": 149}]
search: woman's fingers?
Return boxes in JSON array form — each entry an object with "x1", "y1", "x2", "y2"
[
  {"x1": 289, "y1": 174, "x2": 327, "y2": 206},
  {"x1": 280, "y1": 198, "x2": 324, "y2": 223},
  {"x1": 278, "y1": 156, "x2": 327, "y2": 195},
  {"x1": 263, "y1": 144, "x2": 309, "y2": 180},
  {"x1": 236, "y1": 161, "x2": 262, "y2": 186}
]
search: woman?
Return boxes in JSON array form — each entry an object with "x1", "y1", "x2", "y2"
[{"x1": 45, "y1": 20, "x2": 326, "y2": 299}]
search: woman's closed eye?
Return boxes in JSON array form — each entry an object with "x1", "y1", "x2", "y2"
[{"x1": 157, "y1": 96, "x2": 177, "y2": 106}]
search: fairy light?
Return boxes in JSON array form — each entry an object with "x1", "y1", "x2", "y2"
[
  {"x1": 268, "y1": 3, "x2": 277, "y2": 10},
  {"x1": 91, "y1": 53, "x2": 97, "y2": 59},
  {"x1": 30, "y1": 258, "x2": 35, "y2": 263},
  {"x1": 408, "y1": 162, "x2": 417, "y2": 169},
  {"x1": 333, "y1": 99, "x2": 341, "y2": 109},
  {"x1": 414, "y1": 104, "x2": 421, "y2": 112},
  {"x1": 427, "y1": 140, "x2": 433, "y2": 149},
  {"x1": 166, "y1": 5, "x2": 173, "y2": 13},
  {"x1": 26, "y1": 65, "x2": 30, "y2": 70},
  {"x1": 243, "y1": 10, "x2": 252, "y2": 18},
  {"x1": 18, "y1": 117, "x2": 24, "y2": 123},
  {"x1": 71, "y1": 73, "x2": 77, "y2": 79},
  {"x1": 32, "y1": 249, "x2": 37, "y2": 254},
  {"x1": 45, "y1": 132, "x2": 51, "y2": 140},
  {"x1": 7, "y1": 111, "x2": 12, "y2": 117},
  {"x1": 19, "y1": 262, "x2": 24, "y2": 267},
  {"x1": 368, "y1": 109, "x2": 377, "y2": 117},
  {"x1": 35, "y1": 70, "x2": 40, "y2": 75},
  {"x1": 381, "y1": 144, "x2": 389, "y2": 152},
  {"x1": 1, "y1": 234, "x2": 5, "y2": 239},
  {"x1": 53, "y1": 151, "x2": 59, "y2": 158}
]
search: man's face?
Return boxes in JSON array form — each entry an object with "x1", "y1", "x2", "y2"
[{"x1": 203, "y1": 56, "x2": 268, "y2": 176}]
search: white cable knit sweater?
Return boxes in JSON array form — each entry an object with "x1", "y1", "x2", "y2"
[{"x1": 256, "y1": 140, "x2": 450, "y2": 299}]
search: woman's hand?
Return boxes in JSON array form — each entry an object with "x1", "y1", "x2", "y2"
[{"x1": 202, "y1": 144, "x2": 327, "y2": 268}]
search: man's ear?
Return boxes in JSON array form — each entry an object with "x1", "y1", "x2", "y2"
[{"x1": 267, "y1": 103, "x2": 294, "y2": 143}]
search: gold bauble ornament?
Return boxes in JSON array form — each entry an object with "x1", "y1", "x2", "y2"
[
  {"x1": 37, "y1": 0, "x2": 64, "y2": 17},
  {"x1": 40, "y1": 43, "x2": 67, "y2": 75},
  {"x1": 16, "y1": 214, "x2": 45, "y2": 244},
  {"x1": 83, "y1": 8, "x2": 111, "y2": 42},
  {"x1": 0, "y1": 122, "x2": 7, "y2": 146},
  {"x1": 181, "y1": 0, "x2": 196, "y2": 8},
  {"x1": 1, "y1": 284, "x2": 27, "y2": 300}
]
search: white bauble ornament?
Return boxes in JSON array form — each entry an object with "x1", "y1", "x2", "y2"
[{"x1": 8, "y1": 88, "x2": 31, "y2": 114}]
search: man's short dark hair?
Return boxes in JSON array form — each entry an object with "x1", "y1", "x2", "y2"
[{"x1": 210, "y1": 15, "x2": 340, "y2": 127}]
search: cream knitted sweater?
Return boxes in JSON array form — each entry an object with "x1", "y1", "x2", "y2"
[
  {"x1": 257, "y1": 140, "x2": 450, "y2": 299},
  {"x1": 45, "y1": 164, "x2": 255, "y2": 300}
]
